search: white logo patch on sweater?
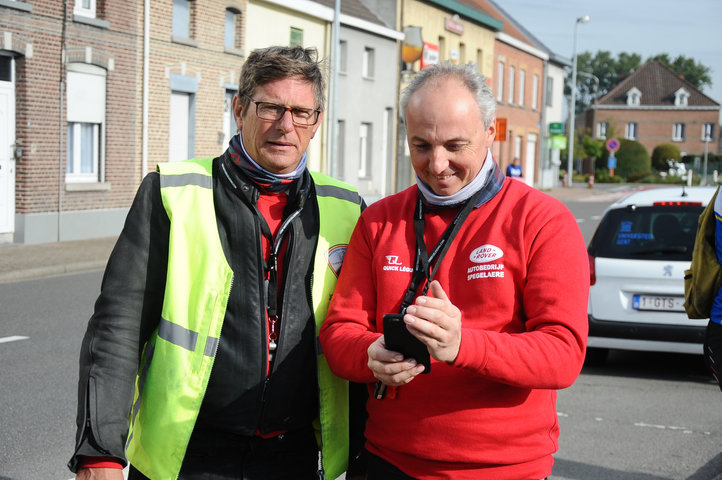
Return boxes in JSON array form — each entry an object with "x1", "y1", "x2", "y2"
[
  {"x1": 467, "y1": 244, "x2": 505, "y2": 280},
  {"x1": 469, "y1": 244, "x2": 503, "y2": 263}
]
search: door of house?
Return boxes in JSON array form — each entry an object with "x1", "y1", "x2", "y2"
[{"x1": 0, "y1": 77, "x2": 15, "y2": 234}]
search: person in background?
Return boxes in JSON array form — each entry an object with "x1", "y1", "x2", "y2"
[
  {"x1": 319, "y1": 63, "x2": 589, "y2": 479},
  {"x1": 707, "y1": 190, "x2": 722, "y2": 392},
  {"x1": 506, "y1": 157, "x2": 523, "y2": 178},
  {"x1": 68, "y1": 45, "x2": 364, "y2": 480}
]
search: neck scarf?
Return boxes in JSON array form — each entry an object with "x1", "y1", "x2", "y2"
[
  {"x1": 416, "y1": 149, "x2": 497, "y2": 207},
  {"x1": 228, "y1": 132, "x2": 307, "y2": 192}
]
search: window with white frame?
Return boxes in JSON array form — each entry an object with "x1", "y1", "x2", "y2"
[
  {"x1": 532, "y1": 74, "x2": 539, "y2": 110},
  {"x1": 224, "y1": 8, "x2": 242, "y2": 51},
  {"x1": 508, "y1": 65, "x2": 515, "y2": 104},
  {"x1": 703, "y1": 123, "x2": 715, "y2": 141},
  {"x1": 497, "y1": 61, "x2": 504, "y2": 102},
  {"x1": 359, "y1": 122, "x2": 372, "y2": 178},
  {"x1": 545, "y1": 75, "x2": 553, "y2": 107},
  {"x1": 172, "y1": 0, "x2": 192, "y2": 39},
  {"x1": 518, "y1": 69, "x2": 525, "y2": 107},
  {"x1": 515, "y1": 135, "x2": 522, "y2": 159},
  {"x1": 597, "y1": 121, "x2": 608, "y2": 139},
  {"x1": 674, "y1": 87, "x2": 689, "y2": 106},
  {"x1": 66, "y1": 64, "x2": 106, "y2": 183},
  {"x1": 626, "y1": 87, "x2": 641, "y2": 106},
  {"x1": 673, "y1": 123, "x2": 685, "y2": 141},
  {"x1": 339, "y1": 40, "x2": 348, "y2": 74},
  {"x1": 362, "y1": 47, "x2": 375, "y2": 79},
  {"x1": 74, "y1": 0, "x2": 96, "y2": 18},
  {"x1": 625, "y1": 122, "x2": 638, "y2": 140}
]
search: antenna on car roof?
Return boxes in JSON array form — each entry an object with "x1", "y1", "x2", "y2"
[{"x1": 681, "y1": 183, "x2": 687, "y2": 197}]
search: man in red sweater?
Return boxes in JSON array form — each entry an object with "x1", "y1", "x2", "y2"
[{"x1": 319, "y1": 63, "x2": 589, "y2": 479}]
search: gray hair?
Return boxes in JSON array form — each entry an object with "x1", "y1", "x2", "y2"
[
  {"x1": 400, "y1": 62, "x2": 496, "y2": 129},
  {"x1": 238, "y1": 45, "x2": 326, "y2": 111}
]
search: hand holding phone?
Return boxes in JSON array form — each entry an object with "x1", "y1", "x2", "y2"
[{"x1": 382, "y1": 313, "x2": 431, "y2": 373}]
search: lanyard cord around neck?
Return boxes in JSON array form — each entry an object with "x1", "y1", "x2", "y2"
[{"x1": 399, "y1": 187, "x2": 483, "y2": 312}]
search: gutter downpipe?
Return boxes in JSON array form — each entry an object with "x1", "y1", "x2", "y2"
[
  {"x1": 142, "y1": 0, "x2": 149, "y2": 180},
  {"x1": 538, "y1": 60, "x2": 548, "y2": 188},
  {"x1": 327, "y1": 0, "x2": 340, "y2": 176},
  {"x1": 58, "y1": 0, "x2": 68, "y2": 242}
]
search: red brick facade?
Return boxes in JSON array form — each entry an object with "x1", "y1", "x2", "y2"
[
  {"x1": 585, "y1": 61, "x2": 720, "y2": 159},
  {"x1": 1, "y1": 0, "x2": 247, "y2": 243},
  {"x1": 491, "y1": 39, "x2": 544, "y2": 183},
  {"x1": 4, "y1": 1, "x2": 139, "y2": 216}
]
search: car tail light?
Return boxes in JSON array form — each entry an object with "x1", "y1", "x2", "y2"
[
  {"x1": 588, "y1": 253, "x2": 596, "y2": 286},
  {"x1": 653, "y1": 201, "x2": 702, "y2": 206}
]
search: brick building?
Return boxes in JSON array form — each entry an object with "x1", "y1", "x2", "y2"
[
  {"x1": 472, "y1": 0, "x2": 546, "y2": 187},
  {"x1": 586, "y1": 60, "x2": 720, "y2": 160},
  {"x1": 0, "y1": 0, "x2": 250, "y2": 244},
  {"x1": 1, "y1": 0, "x2": 140, "y2": 244}
]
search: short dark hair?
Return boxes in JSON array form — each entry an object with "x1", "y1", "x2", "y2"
[{"x1": 238, "y1": 45, "x2": 326, "y2": 111}]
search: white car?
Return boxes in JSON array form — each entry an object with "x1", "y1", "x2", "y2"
[{"x1": 586, "y1": 185, "x2": 717, "y2": 364}]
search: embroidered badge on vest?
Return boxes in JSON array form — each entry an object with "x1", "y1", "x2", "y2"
[{"x1": 326, "y1": 245, "x2": 348, "y2": 277}]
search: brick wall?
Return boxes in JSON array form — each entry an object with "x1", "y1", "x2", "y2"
[
  {"x1": 492, "y1": 40, "x2": 544, "y2": 183},
  {"x1": 3, "y1": 0, "x2": 139, "y2": 215},
  {"x1": 1, "y1": 0, "x2": 248, "y2": 240},
  {"x1": 588, "y1": 107, "x2": 720, "y2": 156}
]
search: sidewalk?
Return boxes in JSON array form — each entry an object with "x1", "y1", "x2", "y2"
[
  {"x1": 0, "y1": 235, "x2": 117, "y2": 283},
  {"x1": 0, "y1": 183, "x2": 625, "y2": 284}
]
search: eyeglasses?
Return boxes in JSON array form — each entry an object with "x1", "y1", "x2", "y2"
[{"x1": 244, "y1": 95, "x2": 321, "y2": 126}]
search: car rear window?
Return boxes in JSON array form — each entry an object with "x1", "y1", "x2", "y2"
[{"x1": 589, "y1": 205, "x2": 703, "y2": 261}]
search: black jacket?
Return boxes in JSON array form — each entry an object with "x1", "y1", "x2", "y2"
[{"x1": 69, "y1": 152, "x2": 346, "y2": 470}]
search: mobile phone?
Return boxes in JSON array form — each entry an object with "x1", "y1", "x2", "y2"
[{"x1": 382, "y1": 313, "x2": 430, "y2": 373}]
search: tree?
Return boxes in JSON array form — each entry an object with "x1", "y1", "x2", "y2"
[
  {"x1": 570, "y1": 51, "x2": 642, "y2": 114},
  {"x1": 651, "y1": 143, "x2": 682, "y2": 171}
]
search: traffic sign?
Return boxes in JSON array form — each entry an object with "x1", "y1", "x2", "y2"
[{"x1": 606, "y1": 138, "x2": 620, "y2": 152}]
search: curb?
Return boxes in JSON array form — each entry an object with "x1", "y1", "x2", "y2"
[{"x1": 0, "y1": 260, "x2": 107, "y2": 284}]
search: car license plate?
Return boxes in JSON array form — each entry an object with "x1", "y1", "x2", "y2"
[{"x1": 632, "y1": 295, "x2": 685, "y2": 312}]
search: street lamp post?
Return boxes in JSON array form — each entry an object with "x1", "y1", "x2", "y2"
[
  {"x1": 567, "y1": 15, "x2": 590, "y2": 187},
  {"x1": 703, "y1": 134, "x2": 711, "y2": 185}
]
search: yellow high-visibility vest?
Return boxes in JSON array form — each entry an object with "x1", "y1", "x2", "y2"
[{"x1": 126, "y1": 157, "x2": 361, "y2": 480}]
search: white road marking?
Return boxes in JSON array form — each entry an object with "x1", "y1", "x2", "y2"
[
  {"x1": 0, "y1": 335, "x2": 29, "y2": 344},
  {"x1": 634, "y1": 422, "x2": 702, "y2": 434}
]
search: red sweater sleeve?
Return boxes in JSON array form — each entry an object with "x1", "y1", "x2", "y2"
[{"x1": 452, "y1": 202, "x2": 589, "y2": 389}]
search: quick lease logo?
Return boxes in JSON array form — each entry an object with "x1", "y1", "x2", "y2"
[
  {"x1": 468, "y1": 244, "x2": 504, "y2": 280},
  {"x1": 383, "y1": 255, "x2": 413, "y2": 272}
]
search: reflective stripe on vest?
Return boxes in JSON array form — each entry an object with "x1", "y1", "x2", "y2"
[{"x1": 126, "y1": 159, "x2": 361, "y2": 480}]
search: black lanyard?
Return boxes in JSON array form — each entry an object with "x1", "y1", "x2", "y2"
[{"x1": 399, "y1": 188, "x2": 483, "y2": 313}]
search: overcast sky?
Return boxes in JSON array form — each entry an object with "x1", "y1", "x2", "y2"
[{"x1": 497, "y1": 0, "x2": 722, "y2": 120}]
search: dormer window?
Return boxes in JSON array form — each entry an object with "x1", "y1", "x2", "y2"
[
  {"x1": 626, "y1": 87, "x2": 641, "y2": 106},
  {"x1": 674, "y1": 87, "x2": 690, "y2": 106}
]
